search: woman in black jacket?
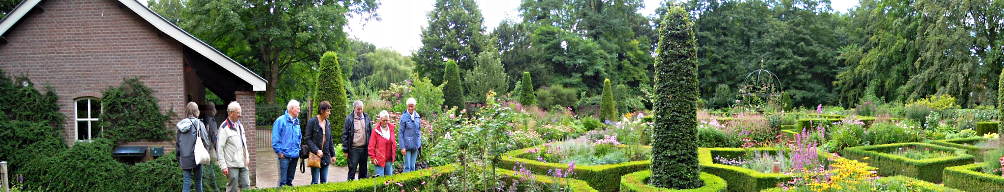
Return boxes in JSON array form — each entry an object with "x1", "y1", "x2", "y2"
[{"x1": 304, "y1": 101, "x2": 336, "y2": 184}]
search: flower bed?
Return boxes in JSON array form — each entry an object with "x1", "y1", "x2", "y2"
[
  {"x1": 501, "y1": 144, "x2": 651, "y2": 192},
  {"x1": 245, "y1": 164, "x2": 599, "y2": 192},
  {"x1": 620, "y1": 170, "x2": 726, "y2": 192},
  {"x1": 760, "y1": 175, "x2": 961, "y2": 192},
  {"x1": 697, "y1": 147, "x2": 835, "y2": 192},
  {"x1": 932, "y1": 137, "x2": 992, "y2": 160},
  {"x1": 944, "y1": 163, "x2": 1004, "y2": 191},
  {"x1": 841, "y1": 142, "x2": 974, "y2": 183}
]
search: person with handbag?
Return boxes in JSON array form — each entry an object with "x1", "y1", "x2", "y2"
[
  {"x1": 304, "y1": 101, "x2": 336, "y2": 184},
  {"x1": 177, "y1": 102, "x2": 211, "y2": 192},
  {"x1": 368, "y1": 110, "x2": 397, "y2": 177},
  {"x1": 272, "y1": 100, "x2": 302, "y2": 187},
  {"x1": 216, "y1": 101, "x2": 250, "y2": 192}
]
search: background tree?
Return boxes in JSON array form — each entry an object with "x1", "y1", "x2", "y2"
[
  {"x1": 465, "y1": 43, "x2": 509, "y2": 103},
  {"x1": 413, "y1": 0, "x2": 490, "y2": 85},
  {"x1": 518, "y1": 72, "x2": 537, "y2": 106},
  {"x1": 359, "y1": 48, "x2": 415, "y2": 93},
  {"x1": 651, "y1": 6, "x2": 702, "y2": 189},
  {"x1": 315, "y1": 52, "x2": 349, "y2": 140},
  {"x1": 601, "y1": 78, "x2": 618, "y2": 121},
  {"x1": 442, "y1": 60, "x2": 464, "y2": 111}
]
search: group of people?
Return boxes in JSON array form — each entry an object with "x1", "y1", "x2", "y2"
[
  {"x1": 176, "y1": 101, "x2": 251, "y2": 192},
  {"x1": 175, "y1": 98, "x2": 424, "y2": 191},
  {"x1": 271, "y1": 98, "x2": 424, "y2": 186}
]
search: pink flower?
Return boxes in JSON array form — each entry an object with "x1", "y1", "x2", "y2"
[{"x1": 817, "y1": 104, "x2": 823, "y2": 114}]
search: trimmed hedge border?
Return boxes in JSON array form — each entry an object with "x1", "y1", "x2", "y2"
[
  {"x1": 944, "y1": 163, "x2": 1004, "y2": 191},
  {"x1": 246, "y1": 164, "x2": 598, "y2": 192},
  {"x1": 500, "y1": 145, "x2": 651, "y2": 192},
  {"x1": 976, "y1": 121, "x2": 999, "y2": 135},
  {"x1": 697, "y1": 147, "x2": 836, "y2": 192},
  {"x1": 932, "y1": 137, "x2": 991, "y2": 160},
  {"x1": 758, "y1": 175, "x2": 961, "y2": 192},
  {"x1": 620, "y1": 170, "x2": 726, "y2": 192},
  {"x1": 796, "y1": 118, "x2": 840, "y2": 130},
  {"x1": 841, "y1": 142, "x2": 974, "y2": 183}
]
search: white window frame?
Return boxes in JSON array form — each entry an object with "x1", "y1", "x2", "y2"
[{"x1": 75, "y1": 98, "x2": 100, "y2": 141}]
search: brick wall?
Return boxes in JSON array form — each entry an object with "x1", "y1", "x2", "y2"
[
  {"x1": 236, "y1": 91, "x2": 258, "y2": 186},
  {"x1": 0, "y1": 0, "x2": 188, "y2": 146}
]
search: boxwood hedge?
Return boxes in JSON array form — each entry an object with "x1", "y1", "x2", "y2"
[
  {"x1": 841, "y1": 142, "x2": 973, "y2": 183},
  {"x1": 976, "y1": 121, "x2": 999, "y2": 135},
  {"x1": 499, "y1": 145, "x2": 651, "y2": 192},
  {"x1": 932, "y1": 137, "x2": 990, "y2": 160},
  {"x1": 620, "y1": 170, "x2": 726, "y2": 192},
  {"x1": 944, "y1": 163, "x2": 1004, "y2": 191},
  {"x1": 759, "y1": 175, "x2": 961, "y2": 192},
  {"x1": 697, "y1": 147, "x2": 837, "y2": 192}
]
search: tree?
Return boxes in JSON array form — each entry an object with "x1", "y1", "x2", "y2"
[
  {"x1": 442, "y1": 60, "x2": 464, "y2": 111},
  {"x1": 413, "y1": 0, "x2": 490, "y2": 84},
  {"x1": 0, "y1": 0, "x2": 19, "y2": 18},
  {"x1": 408, "y1": 74, "x2": 446, "y2": 115},
  {"x1": 999, "y1": 67, "x2": 1004, "y2": 147},
  {"x1": 651, "y1": 6, "x2": 702, "y2": 189},
  {"x1": 600, "y1": 79, "x2": 618, "y2": 121},
  {"x1": 519, "y1": 72, "x2": 537, "y2": 106},
  {"x1": 359, "y1": 48, "x2": 414, "y2": 92},
  {"x1": 465, "y1": 44, "x2": 509, "y2": 103},
  {"x1": 315, "y1": 52, "x2": 349, "y2": 140},
  {"x1": 98, "y1": 78, "x2": 172, "y2": 144},
  {"x1": 148, "y1": 0, "x2": 378, "y2": 104}
]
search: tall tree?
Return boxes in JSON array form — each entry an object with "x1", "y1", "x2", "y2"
[
  {"x1": 442, "y1": 60, "x2": 464, "y2": 111},
  {"x1": 600, "y1": 78, "x2": 618, "y2": 121},
  {"x1": 651, "y1": 6, "x2": 702, "y2": 189},
  {"x1": 359, "y1": 48, "x2": 414, "y2": 92},
  {"x1": 315, "y1": 52, "x2": 349, "y2": 140},
  {"x1": 465, "y1": 43, "x2": 509, "y2": 103},
  {"x1": 148, "y1": 0, "x2": 378, "y2": 104},
  {"x1": 413, "y1": 0, "x2": 490, "y2": 85},
  {"x1": 519, "y1": 72, "x2": 537, "y2": 106}
]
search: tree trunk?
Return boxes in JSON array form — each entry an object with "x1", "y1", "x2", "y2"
[{"x1": 266, "y1": 61, "x2": 279, "y2": 104}]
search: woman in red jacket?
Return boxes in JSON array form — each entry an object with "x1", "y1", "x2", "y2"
[{"x1": 368, "y1": 110, "x2": 398, "y2": 177}]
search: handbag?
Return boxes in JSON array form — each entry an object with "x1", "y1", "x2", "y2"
[
  {"x1": 193, "y1": 119, "x2": 211, "y2": 165},
  {"x1": 307, "y1": 152, "x2": 321, "y2": 168}
]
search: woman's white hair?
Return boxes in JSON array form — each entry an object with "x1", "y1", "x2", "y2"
[
  {"x1": 227, "y1": 101, "x2": 242, "y2": 113},
  {"x1": 406, "y1": 98, "x2": 417, "y2": 105},
  {"x1": 378, "y1": 110, "x2": 390, "y2": 119},
  {"x1": 353, "y1": 100, "x2": 365, "y2": 108},
  {"x1": 287, "y1": 99, "x2": 300, "y2": 110}
]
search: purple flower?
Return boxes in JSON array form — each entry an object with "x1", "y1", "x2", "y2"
[{"x1": 817, "y1": 104, "x2": 823, "y2": 114}]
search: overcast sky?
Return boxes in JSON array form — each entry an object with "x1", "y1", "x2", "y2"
[{"x1": 347, "y1": 0, "x2": 860, "y2": 56}]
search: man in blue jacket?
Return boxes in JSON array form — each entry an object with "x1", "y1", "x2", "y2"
[
  {"x1": 398, "y1": 98, "x2": 421, "y2": 173},
  {"x1": 272, "y1": 100, "x2": 301, "y2": 186}
]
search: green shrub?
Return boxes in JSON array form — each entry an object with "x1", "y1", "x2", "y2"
[
  {"x1": 865, "y1": 122, "x2": 919, "y2": 145},
  {"x1": 315, "y1": 51, "x2": 350, "y2": 140},
  {"x1": 501, "y1": 145, "x2": 651, "y2": 192},
  {"x1": 903, "y1": 104, "x2": 934, "y2": 124},
  {"x1": 976, "y1": 121, "x2": 999, "y2": 135},
  {"x1": 18, "y1": 139, "x2": 127, "y2": 191},
  {"x1": 982, "y1": 148, "x2": 1004, "y2": 175},
  {"x1": 909, "y1": 94, "x2": 961, "y2": 111},
  {"x1": 442, "y1": 60, "x2": 464, "y2": 111},
  {"x1": 464, "y1": 48, "x2": 509, "y2": 103},
  {"x1": 651, "y1": 6, "x2": 701, "y2": 189},
  {"x1": 944, "y1": 163, "x2": 1004, "y2": 191},
  {"x1": 795, "y1": 118, "x2": 839, "y2": 130},
  {"x1": 931, "y1": 137, "x2": 990, "y2": 160},
  {"x1": 536, "y1": 84, "x2": 580, "y2": 109},
  {"x1": 0, "y1": 120, "x2": 65, "y2": 174},
  {"x1": 825, "y1": 123, "x2": 865, "y2": 151},
  {"x1": 600, "y1": 79, "x2": 619, "y2": 121},
  {"x1": 697, "y1": 126, "x2": 740, "y2": 148},
  {"x1": 620, "y1": 170, "x2": 726, "y2": 192},
  {"x1": 519, "y1": 72, "x2": 537, "y2": 106},
  {"x1": 708, "y1": 84, "x2": 734, "y2": 109},
  {"x1": 0, "y1": 72, "x2": 63, "y2": 125},
  {"x1": 98, "y1": 78, "x2": 172, "y2": 143},
  {"x1": 841, "y1": 143, "x2": 974, "y2": 183},
  {"x1": 580, "y1": 116, "x2": 605, "y2": 131}
]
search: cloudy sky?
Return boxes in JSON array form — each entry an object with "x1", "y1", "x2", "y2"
[{"x1": 345, "y1": 0, "x2": 861, "y2": 56}]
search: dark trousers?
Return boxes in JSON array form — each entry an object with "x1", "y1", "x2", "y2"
[{"x1": 347, "y1": 147, "x2": 368, "y2": 180}]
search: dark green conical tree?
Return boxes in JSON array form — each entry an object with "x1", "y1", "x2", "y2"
[
  {"x1": 518, "y1": 72, "x2": 537, "y2": 106},
  {"x1": 316, "y1": 51, "x2": 348, "y2": 140},
  {"x1": 998, "y1": 67, "x2": 1004, "y2": 148},
  {"x1": 650, "y1": 6, "x2": 702, "y2": 189},
  {"x1": 443, "y1": 60, "x2": 464, "y2": 111},
  {"x1": 601, "y1": 78, "x2": 619, "y2": 121}
]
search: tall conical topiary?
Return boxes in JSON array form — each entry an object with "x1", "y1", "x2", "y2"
[
  {"x1": 998, "y1": 67, "x2": 1004, "y2": 148},
  {"x1": 519, "y1": 72, "x2": 537, "y2": 106},
  {"x1": 650, "y1": 6, "x2": 703, "y2": 189},
  {"x1": 316, "y1": 51, "x2": 348, "y2": 140},
  {"x1": 601, "y1": 78, "x2": 619, "y2": 121},
  {"x1": 443, "y1": 60, "x2": 464, "y2": 111}
]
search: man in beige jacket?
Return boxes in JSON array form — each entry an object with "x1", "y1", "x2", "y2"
[{"x1": 217, "y1": 101, "x2": 250, "y2": 191}]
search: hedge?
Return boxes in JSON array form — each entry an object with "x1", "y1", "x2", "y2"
[
  {"x1": 697, "y1": 147, "x2": 837, "y2": 192},
  {"x1": 841, "y1": 142, "x2": 973, "y2": 183},
  {"x1": 246, "y1": 164, "x2": 599, "y2": 192},
  {"x1": 500, "y1": 145, "x2": 651, "y2": 192},
  {"x1": 796, "y1": 118, "x2": 840, "y2": 130},
  {"x1": 620, "y1": 170, "x2": 726, "y2": 192},
  {"x1": 932, "y1": 137, "x2": 991, "y2": 160},
  {"x1": 976, "y1": 121, "x2": 999, "y2": 135},
  {"x1": 758, "y1": 175, "x2": 961, "y2": 192},
  {"x1": 944, "y1": 163, "x2": 1004, "y2": 191}
]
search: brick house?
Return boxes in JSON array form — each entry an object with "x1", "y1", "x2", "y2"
[{"x1": 0, "y1": 0, "x2": 266, "y2": 185}]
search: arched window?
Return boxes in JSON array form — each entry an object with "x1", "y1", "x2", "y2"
[{"x1": 75, "y1": 98, "x2": 101, "y2": 140}]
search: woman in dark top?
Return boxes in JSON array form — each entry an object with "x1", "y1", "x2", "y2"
[{"x1": 304, "y1": 101, "x2": 335, "y2": 184}]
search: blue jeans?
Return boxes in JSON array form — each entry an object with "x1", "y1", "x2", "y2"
[
  {"x1": 403, "y1": 150, "x2": 418, "y2": 172},
  {"x1": 374, "y1": 162, "x2": 393, "y2": 177},
  {"x1": 277, "y1": 157, "x2": 297, "y2": 186},
  {"x1": 310, "y1": 166, "x2": 329, "y2": 184},
  {"x1": 183, "y1": 165, "x2": 203, "y2": 192}
]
